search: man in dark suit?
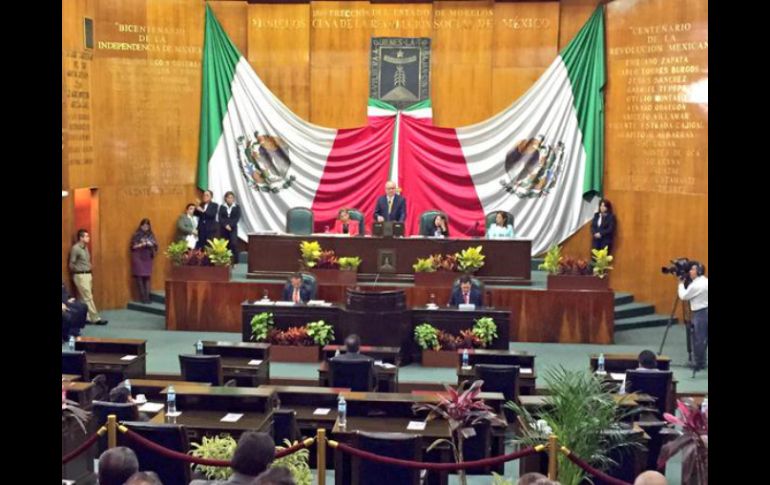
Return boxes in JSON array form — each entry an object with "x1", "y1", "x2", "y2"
[
  {"x1": 62, "y1": 281, "x2": 87, "y2": 340},
  {"x1": 373, "y1": 180, "x2": 407, "y2": 223},
  {"x1": 281, "y1": 273, "x2": 312, "y2": 304},
  {"x1": 449, "y1": 275, "x2": 483, "y2": 307},
  {"x1": 329, "y1": 334, "x2": 376, "y2": 391},
  {"x1": 218, "y1": 191, "x2": 242, "y2": 262},
  {"x1": 194, "y1": 190, "x2": 219, "y2": 250}
]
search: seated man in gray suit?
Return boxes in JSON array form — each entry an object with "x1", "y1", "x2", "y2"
[{"x1": 329, "y1": 334, "x2": 376, "y2": 390}]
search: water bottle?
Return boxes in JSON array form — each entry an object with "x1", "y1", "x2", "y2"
[
  {"x1": 68, "y1": 335, "x2": 76, "y2": 351},
  {"x1": 195, "y1": 340, "x2": 203, "y2": 355},
  {"x1": 701, "y1": 397, "x2": 708, "y2": 414},
  {"x1": 335, "y1": 348, "x2": 341, "y2": 357},
  {"x1": 597, "y1": 353, "x2": 606, "y2": 375},
  {"x1": 124, "y1": 379, "x2": 132, "y2": 397},
  {"x1": 337, "y1": 395, "x2": 347, "y2": 427},
  {"x1": 167, "y1": 386, "x2": 177, "y2": 415},
  {"x1": 462, "y1": 349, "x2": 469, "y2": 368}
]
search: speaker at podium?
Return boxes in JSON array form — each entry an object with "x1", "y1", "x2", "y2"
[{"x1": 372, "y1": 221, "x2": 404, "y2": 238}]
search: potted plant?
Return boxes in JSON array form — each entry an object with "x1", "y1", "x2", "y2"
[
  {"x1": 541, "y1": 244, "x2": 611, "y2": 290},
  {"x1": 657, "y1": 399, "x2": 708, "y2": 485},
  {"x1": 301, "y1": 242, "x2": 358, "y2": 285},
  {"x1": 190, "y1": 435, "x2": 312, "y2": 485},
  {"x1": 250, "y1": 312, "x2": 274, "y2": 343},
  {"x1": 455, "y1": 246, "x2": 485, "y2": 274},
  {"x1": 413, "y1": 254, "x2": 458, "y2": 287},
  {"x1": 166, "y1": 238, "x2": 231, "y2": 282},
  {"x1": 415, "y1": 323, "x2": 458, "y2": 367},
  {"x1": 299, "y1": 240, "x2": 322, "y2": 269},
  {"x1": 592, "y1": 246, "x2": 614, "y2": 279},
  {"x1": 255, "y1": 319, "x2": 332, "y2": 363},
  {"x1": 62, "y1": 398, "x2": 94, "y2": 482},
  {"x1": 505, "y1": 367, "x2": 644, "y2": 485},
  {"x1": 471, "y1": 317, "x2": 498, "y2": 348},
  {"x1": 338, "y1": 256, "x2": 362, "y2": 272},
  {"x1": 413, "y1": 380, "x2": 506, "y2": 485},
  {"x1": 306, "y1": 320, "x2": 335, "y2": 347}
]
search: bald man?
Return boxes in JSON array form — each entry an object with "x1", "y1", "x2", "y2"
[
  {"x1": 374, "y1": 181, "x2": 407, "y2": 223},
  {"x1": 634, "y1": 471, "x2": 668, "y2": 485}
]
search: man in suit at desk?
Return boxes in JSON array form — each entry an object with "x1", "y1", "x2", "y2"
[
  {"x1": 330, "y1": 334, "x2": 376, "y2": 391},
  {"x1": 636, "y1": 350, "x2": 661, "y2": 371},
  {"x1": 449, "y1": 275, "x2": 483, "y2": 307},
  {"x1": 373, "y1": 180, "x2": 407, "y2": 223},
  {"x1": 281, "y1": 273, "x2": 311, "y2": 304}
]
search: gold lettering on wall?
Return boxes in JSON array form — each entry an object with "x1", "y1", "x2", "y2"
[
  {"x1": 63, "y1": 50, "x2": 94, "y2": 166},
  {"x1": 96, "y1": 23, "x2": 202, "y2": 55},
  {"x1": 607, "y1": 17, "x2": 708, "y2": 195}
]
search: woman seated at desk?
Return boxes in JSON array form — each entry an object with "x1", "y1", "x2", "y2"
[
  {"x1": 431, "y1": 214, "x2": 449, "y2": 238},
  {"x1": 487, "y1": 211, "x2": 514, "y2": 239},
  {"x1": 330, "y1": 208, "x2": 360, "y2": 236}
]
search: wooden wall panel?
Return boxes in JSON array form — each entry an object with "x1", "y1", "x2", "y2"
[
  {"x1": 209, "y1": 1, "x2": 249, "y2": 55},
  {"x1": 248, "y1": 4, "x2": 311, "y2": 118},
  {"x1": 431, "y1": 1, "x2": 494, "y2": 127}
]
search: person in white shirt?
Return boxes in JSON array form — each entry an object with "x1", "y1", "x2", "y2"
[
  {"x1": 487, "y1": 211, "x2": 514, "y2": 239},
  {"x1": 678, "y1": 262, "x2": 708, "y2": 371}
]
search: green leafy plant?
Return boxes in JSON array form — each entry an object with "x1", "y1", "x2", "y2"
[
  {"x1": 306, "y1": 320, "x2": 335, "y2": 346},
  {"x1": 538, "y1": 244, "x2": 562, "y2": 274},
  {"x1": 337, "y1": 256, "x2": 362, "y2": 271},
  {"x1": 299, "y1": 241, "x2": 322, "y2": 269},
  {"x1": 505, "y1": 367, "x2": 644, "y2": 485},
  {"x1": 250, "y1": 312, "x2": 275, "y2": 342},
  {"x1": 414, "y1": 323, "x2": 440, "y2": 350},
  {"x1": 413, "y1": 380, "x2": 506, "y2": 485},
  {"x1": 205, "y1": 238, "x2": 234, "y2": 267},
  {"x1": 491, "y1": 473, "x2": 514, "y2": 485},
  {"x1": 413, "y1": 256, "x2": 437, "y2": 273},
  {"x1": 591, "y1": 246, "x2": 614, "y2": 279},
  {"x1": 456, "y1": 246, "x2": 485, "y2": 273},
  {"x1": 189, "y1": 434, "x2": 237, "y2": 480},
  {"x1": 62, "y1": 398, "x2": 91, "y2": 435},
  {"x1": 165, "y1": 240, "x2": 189, "y2": 266},
  {"x1": 472, "y1": 317, "x2": 498, "y2": 347},
  {"x1": 273, "y1": 439, "x2": 312, "y2": 485}
]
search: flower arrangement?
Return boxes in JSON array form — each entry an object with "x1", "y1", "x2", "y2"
[
  {"x1": 299, "y1": 241, "x2": 361, "y2": 271},
  {"x1": 165, "y1": 237, "x2": 232, "y2": 267},
  {"x1": 414, "y1": 318, "x2": 498, "y2": 350},
  {"x1": 251, "y1": 314, "x2": 334, "y2": 347}
]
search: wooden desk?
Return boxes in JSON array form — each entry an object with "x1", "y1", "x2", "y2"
[
  {"x1": 201, "y1": 340, "x2": 271, "y2": 386},
  {"x1": 410, "y1": 308, "x2": 511, "y2": 357},
  {"x1": 457, "y1": 365, "x2": 537, "y2": 396},
  {"x1": 322, "y1": 345, "x2": 401, "y2": 365},
  {"x1": 589, "y1": 353, "x2": 671, "y2": 372},
  {"x1": 75, "y1": 336, "x2": 146, "y2": 356},
  {"x1": 340, "y1": 391, "x2": 505, "y2": 418},
  {"x1": 241, "y1": 302, "x2": 342, "y2": 342},
  {"x1": 160, "y1": 385, "x2": 276, "y2": 413},
  {"x1": 119, "y1": 379, "x2": 210, "y2": 400},
  {"x1": 150, "y1": 409, "x2": 272, "y2": 439},
  {"x1": 318, "y1": 360, "x2": 398, "y2": 393},
  {"x1": 64, "y1": 381, "x2": 95, "y2": 408},
  {"x1": 74, "y1": 336, "x2": 148, "y2": 388},
  {"x1": 62, "y1": 374, "x2": 81, "y2": 382},
  {"x1": 518, "y1": 393, "x2": 640, "y2": 409},
  {"x1": 248, "y1": 234, "x2": 532, "y2": 285}
]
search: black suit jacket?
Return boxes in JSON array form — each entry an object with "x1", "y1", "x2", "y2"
[
  {"x1": 282, "y1": 284, "x2": 312, "y2": 303},
  {"x1": 374, "y1": 194, "x2": 407, "y2": 223},
  {"x1": 329, "y1": 352, "x2": 376, "y2": 390},
  {"x1": 195, "y1": 202, "x2": 219, "y2": 232},
  {"x1": 591, "y1": 212, "x2": 615, "y2": 251},
  {"x1": 218, "y1": 204, "x2": 241, "y2": 232},
  {"x1": 449, "y1": 286, "x2": 483, "y2": 307}
]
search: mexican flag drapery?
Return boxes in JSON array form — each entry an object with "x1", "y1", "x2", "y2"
[{"x1": 198, "y1": 5, "x2": 605, "y2": 255}]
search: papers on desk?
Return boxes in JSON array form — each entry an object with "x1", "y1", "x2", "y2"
[
  {"x1": 376, "y1": 362, "x2": 396, "y2": 369},
  {"x1": 255, "y1": 301, "x2": 275, "y2": 305},
  {"x1": 138, "y1": 402, "x2": 165, "y2": 413},
  {"x1": 120, "y1": 355, "x2": 138, "y2": 361},
  {"x1": 217, "y1": 341, "x2": 232, "y2": 346},
  {"x1": 458, "y1": 304, "x2": 476, "y2": 311},
  {"x1": 274, "y1": 301, "x2": 295, "y2": 306},
  {"x1": 165, "y1": 411, "x2": 182, "y2": 417},
  {"x1": 520, "y1": 368, "x2": 533, "y2": 375},
  {"x1": 308, "y1": 300, "x2": 332, "y2": 307},
  {"x1": 610, "y1": 372, "x2": 626, "y2": 381},
  {"x1": 407, "y1": 421, "x2": 426, "y2": 431},
  {"x1": 425, "y1": 304, "x2": 439, "y2": 310},
  {"x1": 313, "y1": 408, "x2": 331, "y2": 416},
  {"x1": 221, "y1": 413, "x2": 244, "y2": 423},
  {"x1": 248, "y1": 359, "x2": 263, "y2": 366}
]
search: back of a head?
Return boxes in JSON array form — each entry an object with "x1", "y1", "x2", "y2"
[
  {"x1": 232, "y1": 431, "x2": 276, "y2": 476},
  {"x1": 518, "y1": 472, "x2": 549, "y2": 485},
  {"x1": 109, "y1": 385, "x2": 131, "y2": 403},
  {"x1": 255, "y1": 466, "x2": 296, "y2": 485},
  {"x1": 634, "y1": 470, "x2": 668, "y2": 485},
  {"x1": 123, "y1": 471, "x2": 163, "y2": 485},
  {"x1": 638, "y1": 350, "x2": 658, "y2": 369},
  {"x1": 98, "y1": 447, "x2": 139, "y2": 485},
  {"x1": 344, "y1": 334, "x2": 361, "y2": 353}
]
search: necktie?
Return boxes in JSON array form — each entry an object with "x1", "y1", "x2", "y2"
[
  {"x1": 464, "y1": 292, "x2": 469, "y2": 305},
  {"x1": 293, "y1": 288, "x2": 299, "y2": 303},
  {"x1": 387, "y1": 197, "x2": 393, "y2": 214}
]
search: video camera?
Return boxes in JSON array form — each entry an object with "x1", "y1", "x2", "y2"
[{"x1": 661, "y1": 258, "x2": 694, "y2": 286}]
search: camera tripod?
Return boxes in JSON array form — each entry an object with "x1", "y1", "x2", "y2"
[{"x1": 658, "y1": 294, "x2": 699, "y2": 378}]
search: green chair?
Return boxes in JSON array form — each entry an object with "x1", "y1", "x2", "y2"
[
  {"x1": 297, "y1": 272, "x2": 318, "y2": 300},
  {"x1": 347, "y1": 208, "x2": 366, "y2": 235},
  {"x1": 419, "y1": 210, "x2": 448, "y2": 236},
  {"x1": 485, "y1": 211, "x2": 515, "y2": 234},
  {"x1": 286, "y1": 207, "x2": 314, "y2": 235}
]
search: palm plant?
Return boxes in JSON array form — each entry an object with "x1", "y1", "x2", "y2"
[
  {"x1": 413, "y1": 380, "x2": 506, "y2": 485},
  {"x1": 657, "y1": 399, "x2": 708, "y2": 485},
  {"x1": 538, "y1": 245, "x2": 562, "y2": 274},
  {"x1": 505, "y1": 367, "x2": 644, "y2": 485},
  {"x1": 591, "y1": 246, "x2": 614, "y2": 278},
  {"x1": 299, "y1": 241, "x2": 322, "y2": 269}
]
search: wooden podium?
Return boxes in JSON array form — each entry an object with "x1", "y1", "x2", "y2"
[{"x1": 341, "y1": 288, "x2": 411, "y2": 362}]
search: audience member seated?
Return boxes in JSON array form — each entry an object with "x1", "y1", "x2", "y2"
[
  {"x1": 62, "y1": 281, "x2": 87, "y2": 340},
  {"x1": 487, "y1": 211, "x2": 514, "y2": 239},
  {"x1": 431, "y1": 214, "x2": 449, "y2": 238},
  {"x1": 190, "y1": 431, "x2": 276, "y2": 485},
  {"x1": 97, "y1": 447, "x2": 139, "y2": 485},
  {"x1": 109, "y1": 384, "x2": 150, "y2": 421},
  {"x1": 637, "y1": 350, "x2": 660, "y2": 371},
  {"x1": 255, "y1": 466, "x2": 296, "y2": 485},
  {"x1": 633, "y1": 470, "x2": 668, "y2": 485},
  {"x1": 329, "y1": 334, "x2": 376, "y2": 391},
  {"x1": 124, "y1": 471, "x2": 164, "y2": 485},
  {"x1": 449, "y1": 275, "x2": 483, "y2": 307},
  {"x1": 281, "y1": 273, "x2": 311, "y2": 304},
  {"x1": 331, "y1": 208, "x2": 360, "y2": 236}
]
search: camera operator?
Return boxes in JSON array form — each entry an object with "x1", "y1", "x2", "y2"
[{"x1": 677, "y1": 262, "x2": 708, "y2": 370}]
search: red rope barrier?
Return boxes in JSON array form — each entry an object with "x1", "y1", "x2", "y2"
[
  {"x1": 62, "y1": 432, "x2": 101, "y2": 464},
  {"x1": 333, "y1": 441, "x2": 539, "y2": 471},
  {"x1": 122, "y1": 428, "x2": 312, "y2": 467},
  {"x1": 562, "y1": 451, "x2": 632, "y2": 485}
]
